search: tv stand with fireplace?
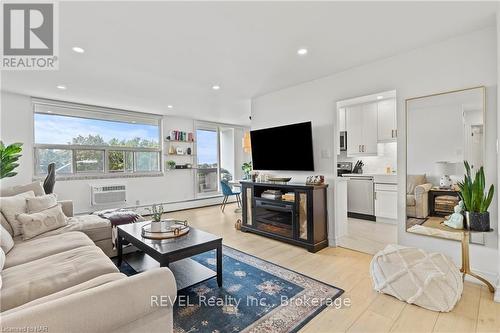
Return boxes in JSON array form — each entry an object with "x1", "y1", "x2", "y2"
[{"x1": 240, "y1": 181, "x2": 328, "y2": 253}]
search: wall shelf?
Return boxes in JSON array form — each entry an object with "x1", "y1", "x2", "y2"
[{"x1": 165, "y1": 140, "x2": 195, "y2": 143}]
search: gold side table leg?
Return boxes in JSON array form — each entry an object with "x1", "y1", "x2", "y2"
[{"x1": 461, "y1": 231, "x2": 495, "y2": 293}]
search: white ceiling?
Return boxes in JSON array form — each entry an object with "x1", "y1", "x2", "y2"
[{"x1": 1, "y1": 1, "x2": 496, "y2": 125}]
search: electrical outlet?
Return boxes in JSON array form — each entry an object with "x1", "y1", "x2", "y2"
[{"x1": 135, "y1": 200, "x2": 140, "y2": 206}]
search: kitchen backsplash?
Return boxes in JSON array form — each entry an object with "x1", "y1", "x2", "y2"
[{"x1": 339, "y1": 142, "x2": 397, "y2": 174}]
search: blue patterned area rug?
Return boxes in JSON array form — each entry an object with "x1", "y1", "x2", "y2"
[{"x1": 117, "y1": 246, "x2": 343, "y2": 333}]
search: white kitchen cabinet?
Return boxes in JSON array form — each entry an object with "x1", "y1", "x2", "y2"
[
  {"x1": 377, "y1": 99, "x2": 397, "y2": 142},
  {"x1": 338, "y1": 107, "x2": 346, "y2": 131},
  {"x1": 346, "y1": 102, "x2": 378, "y2": 156},
  {"x1": 374, "y1": 183, "x2": 398, "y2": 221}
]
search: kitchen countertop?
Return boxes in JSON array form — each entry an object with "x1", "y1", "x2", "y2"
[{"x1": 341, "y1": 173, "x2": 398, "y2": 184}]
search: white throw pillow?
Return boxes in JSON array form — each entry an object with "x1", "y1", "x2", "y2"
[
  {"x1": 0, "y1": 191, "x2": 35, "y2": 236},
  {"x1": 26, "y1": 193, "x2": 58, "y2": 213},
  {"x1": 17, "y1": 204, "x2": 68, "y2": 240},
  {"x1": 0, "y1": 224, "x2": 14, "y2": 254}
]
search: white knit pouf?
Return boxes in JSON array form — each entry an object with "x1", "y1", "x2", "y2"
[{"x1": 370, "y1": 244, "x2": 463, "y2": 312}]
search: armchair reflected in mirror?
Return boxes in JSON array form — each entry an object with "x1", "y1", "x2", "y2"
[{"x1": 405, "y1": 86, "x2": 493, "y2": 245}]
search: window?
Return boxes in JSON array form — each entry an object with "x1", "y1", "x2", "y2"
[{"x1": 33, "y1": 99, "x2": 162, "y2": 176}]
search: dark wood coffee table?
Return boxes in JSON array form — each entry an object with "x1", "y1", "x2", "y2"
[{"x1": 116, "y1": 221, "x2": 222, "y2": 290}]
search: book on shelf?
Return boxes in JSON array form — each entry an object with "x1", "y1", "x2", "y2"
[
  {"x1": 261, "y1": 190, "x2": 283, "y2": 200},
  {"x1": 168, "y1": 130, "x2": 194, "y2": 142}
]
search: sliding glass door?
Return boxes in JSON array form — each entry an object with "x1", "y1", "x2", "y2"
[{"x1": 196, "y1": 127, "x2": 219, "y2": 196}]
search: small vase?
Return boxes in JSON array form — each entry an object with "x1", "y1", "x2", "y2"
[
  {"x1": 151, "y1": 221, "x2": 162, "y2": 232},
  {"x1": 465, "y1": 211, "x2": 490, "y2": 232}
]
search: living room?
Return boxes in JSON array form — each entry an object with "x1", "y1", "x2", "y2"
[{"x1": 1, "y1": 1, "x2": 500, "y2": 333}]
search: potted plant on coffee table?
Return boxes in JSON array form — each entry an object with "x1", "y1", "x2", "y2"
[
  {"x1": 146, "y1": 204, "x2": 164, "y2": 232},
  {"x1": 457, "y1": 161, "x2": 494, "y2": 231}
]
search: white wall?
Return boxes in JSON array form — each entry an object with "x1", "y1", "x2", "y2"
[
  {"x1": 252, "y1": 27, "x2": 498, "y2": 279},
  {"x1": 0, "y1": 91, "x2": 249, "y2": 214}
]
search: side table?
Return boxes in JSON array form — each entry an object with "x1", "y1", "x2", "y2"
[
  {"x1": 460, "y1": 228, "x2": 495, "y2": 293},
  {"x1": 428, "y1": 188, "x2": 460, "y2": 216}
]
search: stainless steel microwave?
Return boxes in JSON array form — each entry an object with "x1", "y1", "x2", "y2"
[{"x1": 339, "y1": 131, "x2": 347, "y2": 151}]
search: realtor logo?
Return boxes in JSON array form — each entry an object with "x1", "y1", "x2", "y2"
[{"x1": 1, "y1": 2, "x2": 58, "y2": 69}]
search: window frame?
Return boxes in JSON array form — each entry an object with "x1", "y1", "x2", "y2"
[{"x1": 32, "y1": 99, "x2": 162, "y2": 178}]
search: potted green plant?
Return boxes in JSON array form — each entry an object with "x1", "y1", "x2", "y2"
[
  {"x1": 0, "y1": 141, "x2": 23, "y2": 179},
  {"x1": 146, "y1": 204, "x2": 164, "y2": 232},
  {"x1": 166, "y1": 160, "x2": 176, "y2": 170},
  {"x1": 457, "y1": 161, "x2": 494, "y2": 231},
  {"x1": 242, "y1": 161, "x2": 252, "y2": 180}
]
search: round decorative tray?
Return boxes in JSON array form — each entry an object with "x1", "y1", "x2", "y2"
[{"x1": 141, "y1": 219, "x2": 189, "y2": 240}]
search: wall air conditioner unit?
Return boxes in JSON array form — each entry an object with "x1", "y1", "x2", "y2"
[{"x1": 91, "y1": 184, "x2": 127, "y2": 206}]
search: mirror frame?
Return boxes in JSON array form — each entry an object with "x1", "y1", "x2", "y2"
[{"x1": 404, "y1": 86, "x2": 486, "y2": 242}]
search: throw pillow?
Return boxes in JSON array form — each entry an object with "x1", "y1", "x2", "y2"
[
  {"x1": 17, "y1": 204, "x2": 68, "y2": 240},
  {"x1": 0, "y1": 224, "x2": 14, "y2": 254},
  {"x1": 0, "y1": 191, "x2": 35, "y2": 236},
  {"x1": 0, "y1": 181, "x2": 45, "y2": 197},
  {"x1": 26, "y1": 194, "x2": 58, "y2": 214},
  {"x1": 1, "y1": 213, "x2": 13, "y2": 237}
]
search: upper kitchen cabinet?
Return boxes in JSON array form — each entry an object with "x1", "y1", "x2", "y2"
[
  {"x1": 346, "y1": 102, "x2": 378, "y2": 156},
  {"x1": 377, "y1": 98, "x2": 397, "y2": 142}
]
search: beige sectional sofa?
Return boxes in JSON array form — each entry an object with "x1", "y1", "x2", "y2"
[{"x1": 0, "y1": 182, "x2": 177, "y2": 333}]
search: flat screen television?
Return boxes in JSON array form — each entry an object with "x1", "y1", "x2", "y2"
[{"x1": 250, "y1": 121, "x2": 314, "y2": 171}]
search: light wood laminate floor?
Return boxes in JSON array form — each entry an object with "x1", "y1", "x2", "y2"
[{"x1": 165, "y1": 203, "x2": 500, "y2": 333}]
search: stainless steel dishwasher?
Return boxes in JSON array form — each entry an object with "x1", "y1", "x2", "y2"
[{"x1": 344, "y1": 175, "x2": 375, "y2": 221}]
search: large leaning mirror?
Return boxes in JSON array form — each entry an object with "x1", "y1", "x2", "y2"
[{"x1": 405, "y1": 86, "x2": 494, "y2": 246}]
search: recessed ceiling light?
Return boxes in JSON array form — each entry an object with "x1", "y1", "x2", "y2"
[
  {"x1": 72, "y1": 46, "x2": 85, "y2": 53},
  {"x1": 297, "y1": 48, "x2": 308, "y2": 56},
  {"x1": 167, "y1": 105, "x2": 173, "y2": 109},
  {"x1": 212, "y1": 85, "x2": 221, "y2": 90},
  {"x1": 56, "y1": 85, "x2": 67, "y2": 90},
  {"x1": 377, "y1": 95, "x2": 384, "y2": 100}
]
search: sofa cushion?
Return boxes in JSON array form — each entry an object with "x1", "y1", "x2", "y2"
[
  {"x1": 0, "y1": 224, "x2": 15, "y2": 254},
  {"x1": 407, "y1": 174, "x2": 427, "y2": 194},
  {"x1": 1, "y1": 212, "x2": 14, "y2": 236},
  {"x1": 5, "y1": 231, "x2": 94, "y2": 268},
  {"x1": 17, "y1": 204, "x2": 68, "y2": 240},
  {"x1": 406, "y1": 194, "x2": 416, "y2": 206},
  {"x1": 0, "y1": 181, "x2": 45, "y2": 197},
  {"x1": 31, "y1": 214, "x2": 111, "y2": 243},
  {"x1": 26, "y1": 194, "x2": 58, "y2": 213},
  {"x1": 0, "y1": 191, "x2": 35, "y2": 236},
  {"x1": 1, "y1": 245, "x2": 119, "y2": 311},
  {"x1": 2, "y1": 272, "x2": 126, "y2": 315}
]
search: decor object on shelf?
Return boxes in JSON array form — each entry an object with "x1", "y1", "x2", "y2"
[
  {"x1": 0, "y1": 141, "x2": 22, "y2": 179},
  {"x1": 242, "y1": 161, "x2": 252, "y2": 180},
  {"x1": 168, "y1": 130, "x2": 194, "y2": 142},
  {"x1": 242, "y1": 131, "x2": 251, "y2": 153},
  {"x1": 457, "y1": 161, "x2": 494, "y2": 231},
  {"x1": 435, "y1": 161, "x2": 455, "y2": 189},
  {"x1": 166, "y1": 160, "x2": 176, "y2": 170},
  {"x1": 370, "y1": 244, "x2": 463, "y2": 312},
  {"x1": 168, "y1": 146, "x2": 176, "y2": 154},
  {"x1": 268, "y1": 177, "x2": 292, "y2": 183},
  {"x1": 444, "y1": 201, "x2": 464, "y2": 229},
  {"x1": 186, "y1": 147, "x2": 192, "y2": 155},
  {"x1": 176, "y1": 147, "x2": 184, "y2": 155},
  {"x1": 43, "y1": 163, "x2": 56, "y2": 194},
  {"x1": 306, "y1": 175, "x2": 325, "y2": 185}
]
